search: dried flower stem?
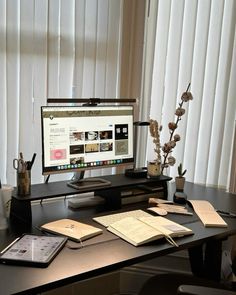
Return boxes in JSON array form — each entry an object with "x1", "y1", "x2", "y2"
[
  {"x1": 149, "y1": 119, "x2": 162, "y2": 164},
  {"x1": 161, "y1": 83, "x2": 191, "y2": 173}
]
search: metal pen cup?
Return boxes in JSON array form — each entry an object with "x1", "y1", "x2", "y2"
[{"x1": 17, "y1": 170, "x2": 31, "y2": 196}]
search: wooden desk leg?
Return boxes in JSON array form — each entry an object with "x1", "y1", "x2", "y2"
[{"x1": 188, "y1": 240, "x2": 222, "y2": 281}]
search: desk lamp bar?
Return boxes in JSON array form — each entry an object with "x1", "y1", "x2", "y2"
[{"x1": 47, "y1": 98, "x2": 137, "y2": 104}]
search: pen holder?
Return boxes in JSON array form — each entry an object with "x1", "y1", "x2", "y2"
[{"x1": 17, "y1": 170, "x2": 31, "y2": 196}]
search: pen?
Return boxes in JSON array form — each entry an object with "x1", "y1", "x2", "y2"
[
  {"x1": 28, "y1": 153, "x2": 36, "y2": 170},
  {"x1": 0, "y1": 237, "x2": 20, "y2": 254},
  {"x1": 216, "y1": 210, "x2": 236, "y2": 218}
]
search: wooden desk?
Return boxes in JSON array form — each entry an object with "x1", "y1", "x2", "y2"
[{"x1": 0, "y1": 182, "x2": 236, "y2": 295}]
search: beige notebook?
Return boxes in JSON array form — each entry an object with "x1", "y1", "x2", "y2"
[
  {"x1": 41, "y1": 219, "x2": 103, "y2": 242},
  {"x1": 107, "y1": 216, "x2": 193, "y2": 247},
  {"x1": 188, "y1": 200, "x2": 227, "y2": 227}
]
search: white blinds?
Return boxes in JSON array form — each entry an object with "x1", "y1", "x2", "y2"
[
  {"x1": 0, "y1": 0, "x2": 122, "y2": 185},
  {"x1": 144, "y1": 0, "x2": 236, "y2": 188}
]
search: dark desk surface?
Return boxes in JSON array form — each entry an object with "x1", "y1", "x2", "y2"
[{"x1": 0, "y1": 182, "x2": 236, "y2": 295}]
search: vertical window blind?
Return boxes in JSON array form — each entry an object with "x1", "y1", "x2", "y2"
[
  {"x1": 141, "y1": 0, "x2": 236, "y2": 189},
  {"x1": 0, "y1": 0, "x2": 123, "y2": 185}
]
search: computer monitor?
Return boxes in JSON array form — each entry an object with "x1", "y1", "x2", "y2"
[{"x1": 41, "y1": 105, "x2": 134, "y2": 190}]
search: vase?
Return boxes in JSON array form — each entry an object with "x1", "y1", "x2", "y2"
[{"x1": 147, "y1": 161, "x2": 161, "y2": 178}]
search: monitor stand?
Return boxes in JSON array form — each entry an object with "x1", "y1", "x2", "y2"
[{"x1": 67, "y1": 171, "x2": 111, "y2": 191}]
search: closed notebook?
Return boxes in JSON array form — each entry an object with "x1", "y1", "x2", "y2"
[
  {"x1": 107, "y1": 216, "x2": 193, "y2": 247},
  {"x1": 188, "y1": 200, "x2": 227, "y2": 227},
  {"x1": 41, "y1": 219, "x2": 103, "y2": 242}
]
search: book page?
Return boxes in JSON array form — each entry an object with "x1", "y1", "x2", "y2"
[
  {"x1": 93, "y1": 209, "x2": 151, "y2": 227},
  {"x1": 188, "y1": 200, "x2": 227, "y2": 227},
  {"x1": 139, "y1": 216, "x2": 193, "y2": 237},
  {"x1": 108, "y1": 217, "x2": 164, "y2": 246}
]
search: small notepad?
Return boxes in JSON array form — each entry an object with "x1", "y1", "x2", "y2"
[
  {"x1": 41, "y1": 219, "x2": 103, "y2": 242},
  {"x1": 188, "y1": 200, "x2": 227, "y2": 228}
]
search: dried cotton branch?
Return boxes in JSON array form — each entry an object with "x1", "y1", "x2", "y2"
[{"x1": 149, "y1": 83, "x2": 193, "y2": 174}]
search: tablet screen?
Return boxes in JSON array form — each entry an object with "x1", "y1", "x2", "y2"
[{"x1": 0, "y1": 234, "x2": 67, "y2": 267}]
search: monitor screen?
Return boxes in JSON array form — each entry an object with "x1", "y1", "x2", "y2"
[{"x1": 41, "y1": 105, "x2": 134, "y2": 176}]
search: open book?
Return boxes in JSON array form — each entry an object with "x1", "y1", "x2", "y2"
[
  {"x1": 188, "y1": 200, "x2": 227, "y2": 227},
  {"x1": 107, "y1": 216, "x2": 193, "y2": 247},
  {"x1": 41, "y1": 219, "x2": 103, "y2": 242}
]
